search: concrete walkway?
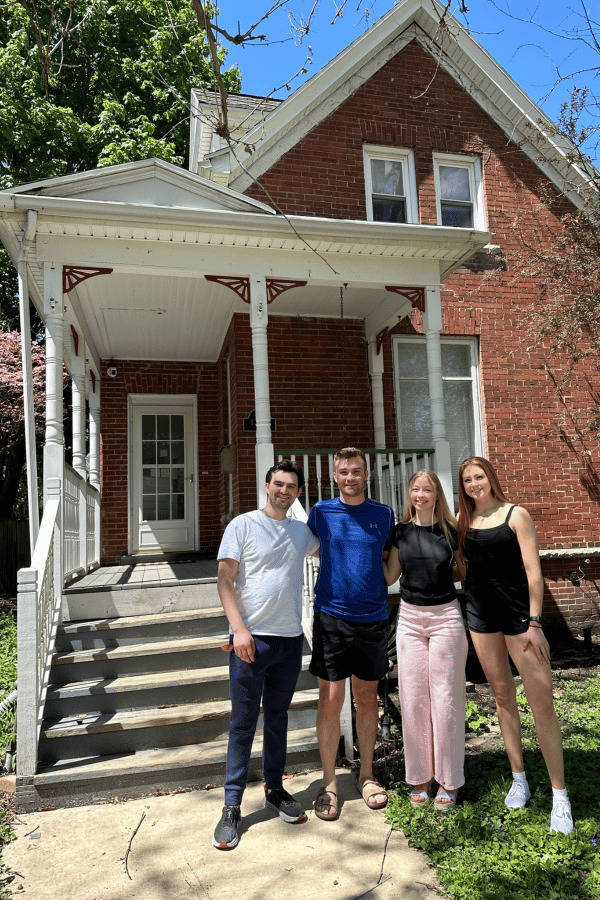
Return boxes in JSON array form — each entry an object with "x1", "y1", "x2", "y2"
[{"x1": 4, "y1": 770, "x2": 439, "y2": 900}]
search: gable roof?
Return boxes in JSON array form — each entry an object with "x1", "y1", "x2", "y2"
[
  {"x1": 2, "y1": 158, "x2": 275, "y2": 215},
  {"x1": 199, "y1": 0, "x2": 591, "y2": 208}
]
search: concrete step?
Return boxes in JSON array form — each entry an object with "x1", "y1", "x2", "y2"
[
  {"x1": 55, "y1": 607, "x2": 228, "y2": 651},
  {"x1": 38, "y1": 688, "x2": 320, "y2": 765},
  {"x1": 31, "y1": 728, "x2": 322, "y2": 808},
  {"x1": 62, "y1": 580, "x2": 221, "y2": 622},
  {"x1": 50, "y1": 635, "x2": 231, "y2": 682},
  {"x1": 44, "y1": 658, "x2": 317, "y2": 717}
]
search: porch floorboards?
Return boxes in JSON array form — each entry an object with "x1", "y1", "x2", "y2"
[{"x1": 65, "y1": 559, "x2": 219, "y2": 592}]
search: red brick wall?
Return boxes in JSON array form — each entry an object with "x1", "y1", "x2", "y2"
[
  {"x1": 242, "y1": 39, "x2": 600, "y2": 626},
  {"x1": 100, "y1": 360, "x2": 220, "y2": 563}
]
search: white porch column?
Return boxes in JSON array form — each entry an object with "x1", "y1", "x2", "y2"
[
  {"x1": 43, "y1": 263, "x2": 64, "y2": 595},
  {"x1": 88, "y1": 368, "x2": 101, "y2": 492},
  {"x1": 17, "y1": 210, "x2": 40, "y2": 551},
  {"x1": 423, "y1": 285, "x2": 453, "y2": 507},
  {"x1": 368, "y1": 338, "x2": 386, "y2": 449},
  {"x1": 70, "y1": 331, "x2": 87, "y2": 479},
  {"x1": 250, "y1": 276, "x2": 274, "y2": 507}
]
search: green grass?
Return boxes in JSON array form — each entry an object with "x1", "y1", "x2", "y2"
[
  {"x1": 0, "y1": 610, "x2": 17, "y2": 870},
  {"x1": 383, "y1": 672, "x2": 600, "y2": 900}
]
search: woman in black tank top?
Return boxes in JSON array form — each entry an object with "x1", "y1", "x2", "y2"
[{"x1": 457, "y1": 457, "x2": 573, "y2": 834}]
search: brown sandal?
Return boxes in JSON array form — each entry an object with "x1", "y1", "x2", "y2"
[
  {"x1": 314, "y1": 786, "x2": 339, "y2": 820},
  {"x1": 357, "y1": 776, "x2": 388, "y2": 810}
]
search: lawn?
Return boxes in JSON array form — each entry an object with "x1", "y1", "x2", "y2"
[{"x1": 383, "y1": 670, "x2": 600, "y2": 900}]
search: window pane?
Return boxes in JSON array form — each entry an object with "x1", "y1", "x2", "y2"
[
  {"x1": 172, "y1": 468, "x2": 184, "y2": 493},
  {"x1": 398, "y1": 382, "x2": 432, "y2": 447},
  {"x1": 158, "y1": 441, "x2": 170, "y2": 463},
  {"x1": 442, "y1": 344, "x2": 471, "y2": 377},
  {"x1": 439, "y1": 165, "x2": 470, "y2": 201},
  {"x1": 171, "y1": 415, "x2": 184, "y2": 440},
  {"x1": 142, "y1": 441, "x2": 156, "y2": 464},
  {"x1": 440, "y1": 202, "x2": 473, "y2": 228},
  {"x1": 143, "y1": 496, "x2": 156, "y2": 520},
  {"x1": 444, "y1": 382, "x2": 476, "y2": 482},
  {"x1": 172, "y1": 494, "x2": 185, "y2": 519},
  {"x1": 372, "y1": 159, "x2": 404, "y2": 196},
  {"x1": 157, "y1": 496, "x2": 170, "y2": 520},
  {"x1": 142, "y1": 468, "x2": 157, "y2": 493},
  {"x1": 157, "y1": 468, "x2": 171, "y2": 492},
  {"x1": 396, "y1": 342, "x2": 427, "y2": 378},
  {"x1": 171, "y1": 441, "x2": 184, "y2": 464},
  {"x1": 157, "y1": 415, "x2": 170, "y2": 440},
  {"x1": 373, "y1": 197, "x2": 406, "y2": 223},
  {"x1": 141, "y1": 415, "x2": 155, "y2": 440}
]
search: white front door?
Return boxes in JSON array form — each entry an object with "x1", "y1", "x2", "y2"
[{"x1": 130, "y1": 397, "x2": 197, "y2": 553}]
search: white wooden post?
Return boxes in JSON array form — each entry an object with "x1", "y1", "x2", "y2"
[
  {"x1": 16, "y1": 566, "x2": 39, "y2": 779},
  {"x1": 43, "y1": 263, "x2": 64, "y2": 591},
  {"x1": 88, "y1": 369, "x2": 101, "y2": 565},
  {"x1": 368, "y1": 338, "x2": 386, "y2": 449},
  {"x1": 250, "y1": 276, "x2": 274, "y2": 507},
  {"x1": 71, "y1": 332, "x2": 87, "y2": 570},
  {"x1": 423, "y1": 285, "x2": 453, "y2": 507}
]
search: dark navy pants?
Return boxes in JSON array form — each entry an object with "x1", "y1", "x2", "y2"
[{"x1": 224, "y1": 633, "x2": 304, "y2": 807}]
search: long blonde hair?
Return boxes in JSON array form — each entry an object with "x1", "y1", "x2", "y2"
[{"x1": 402, "y1": 470, "x2": 457, "y2": 545}]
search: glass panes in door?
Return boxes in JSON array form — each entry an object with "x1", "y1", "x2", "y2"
[{"x1": 141, "y1": 413, "x2": 185, "y2": 521}]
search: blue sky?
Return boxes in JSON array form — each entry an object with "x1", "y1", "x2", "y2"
[{"x1": 216, "y1": 0, "x2": 598, "y2": 135}]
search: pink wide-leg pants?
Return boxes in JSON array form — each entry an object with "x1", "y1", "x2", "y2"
[{"x1": 396, "y1": 599, "x2": 468, "y2": 790}]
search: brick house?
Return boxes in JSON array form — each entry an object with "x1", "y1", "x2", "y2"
[{"x1": 1, "y1": 0, "x2": 598, "y2": 806}]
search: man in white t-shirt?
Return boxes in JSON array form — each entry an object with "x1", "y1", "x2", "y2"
[{"x1": 212, "y1": 460, "x2": 319, "y2": 851}]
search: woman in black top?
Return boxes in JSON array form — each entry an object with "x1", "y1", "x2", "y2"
[
  {"x1": 458, "y1": 457, "x2": 573, "y2": 834},
  {"x1": 385, "y1": 470, "x2": 467, "y2": 811}
]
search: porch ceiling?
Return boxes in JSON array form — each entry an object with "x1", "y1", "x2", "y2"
[{"x1": 0, "y1": 192, "x2": 492, "y2": 368}]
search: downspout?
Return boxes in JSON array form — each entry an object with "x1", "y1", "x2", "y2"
[{"x1": 17, "y1": 210, "x2": 40, "y2": 553}]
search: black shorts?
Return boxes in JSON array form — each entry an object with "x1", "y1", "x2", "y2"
[
  {"x1": 309, "y1": 610, "x2": 389, "y2": 682},
  {"x1": 466, "y1": 604, "x2": 530, "y2": 636}
]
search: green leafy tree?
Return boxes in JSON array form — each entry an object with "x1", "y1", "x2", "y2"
[{"x1": 0, "y1": 0, "x2": 240, "y2": 517}]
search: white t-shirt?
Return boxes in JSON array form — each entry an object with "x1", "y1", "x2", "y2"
[{"x1": 218, "y1": 510, "x2": 320, "y2": 637}]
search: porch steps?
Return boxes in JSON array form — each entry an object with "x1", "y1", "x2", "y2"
[{"x1": 29, "y1": 606, "x2": 321, "y2": 809}]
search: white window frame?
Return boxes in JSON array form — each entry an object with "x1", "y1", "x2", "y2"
[
  {"x1": 392, "y1": 336, "x2": 485, "y2": 496},
  {"x1": 432, "y1": 152, "x2": 485, "y2": 230},
  {"x1": 363, "y1": 145, "x2": 418, "y2": 224}
]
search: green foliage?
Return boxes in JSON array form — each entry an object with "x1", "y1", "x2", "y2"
[
  {"x1": 384, "y1": 673, "x2": 600, "y2": 900},
  {"x1": 0, "y1": 0, "x2": 241, "y2": 187},
  {"x1": 465, "y1": 699, "x2": 489, "y2": 733},
  {"x1": 0, "y1": 613, "x2": 16, "y2": 769}
]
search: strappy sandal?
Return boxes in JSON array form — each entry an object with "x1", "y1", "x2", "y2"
[
  {"x1": 314, "y1": 786, "x2": 339, "y2": 820},
  {"x1": 410, "y1": 780, "x2": 434, "y2": 808},
  {"x1": 357, "y1": 776, "x2": 388, "y2": 810},
  {"x1": 434, "y1": 787, "x2": 458, "y2": 812}
]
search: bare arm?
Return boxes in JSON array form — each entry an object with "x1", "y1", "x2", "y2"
[
  {"x1": 383, "y1": 548, "x2": 401, "y2": 586},
  {"x1": 217, "y1": 558, "x2": 255, "y2": 663},
  {"x1": 511, "y1": 506, "x2": 550, "y2": 664}
]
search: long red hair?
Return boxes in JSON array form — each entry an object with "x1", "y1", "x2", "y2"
[{"x1": 457, "y1": 457, "x2": 510, "y2": 555}]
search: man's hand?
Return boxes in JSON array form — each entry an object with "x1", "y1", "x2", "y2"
[{"x1": 233, "y1": 628, "x2": 256, "y2": 663}]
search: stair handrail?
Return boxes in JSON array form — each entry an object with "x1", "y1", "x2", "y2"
[{"x1": 16, "y1": 485, "x2": 63, "y2": 782}]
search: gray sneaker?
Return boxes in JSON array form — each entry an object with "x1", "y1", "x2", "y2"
[
  {"x1": 212, "y1": 805, "x2": 242, "y2": 850},
  {"x1": 263, "y1": 785, "x2": 306, "y2": 823}
]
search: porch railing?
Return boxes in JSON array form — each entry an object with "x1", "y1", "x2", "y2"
[
  {"x1": 277, "y1": 448, "x2": 435, "y2": 520},
  {"x1": 16, "y1": 484, "x2": 63, "y2": 780},
  {"x1": 63, "y1": 462, "x2": 100, "y2": 580}
]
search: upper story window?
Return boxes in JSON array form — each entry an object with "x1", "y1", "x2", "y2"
[
  {"x1": 432, "y1": 153, "x2": 484, "y2": 230},
  {"x1": 363, "y1": 145, "x2": 418, "y2": 224}
]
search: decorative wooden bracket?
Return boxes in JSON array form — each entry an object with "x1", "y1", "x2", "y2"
[
  {"x1": 205, "y1": 275, "x2": 250, "y2": 303},
  {"x1": 266, "y1": 279, "x2": 307, "y2": 303},
  {"x1": 385, "y1": 286, "x2": 425, "y2": 312},
  {"x1": 376, "y1": 327, "x2": 389, "y2": 355},
  {"x1": 70, "y1": 325, "x2": 79, "y2": 356},
  {"x1": 206, "y1": 276, "x2": 307, "y2": 304},
  {"x1": 63, "y1": 266, "x2": 113, "y2": 294}
]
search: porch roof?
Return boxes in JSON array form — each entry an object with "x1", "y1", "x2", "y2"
[{"x1": 0, "y1": 162, "x2": 491, "y2": 370}]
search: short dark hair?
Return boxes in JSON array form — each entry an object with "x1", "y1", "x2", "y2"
[
  {"x1": 334, "y1": 447, "x2": 367, "y2": 469},
  {"x1": 265, "y1": 459, "x2": 305, "y2": 490}
]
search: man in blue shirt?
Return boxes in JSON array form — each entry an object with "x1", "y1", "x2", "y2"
[{"x1": 307, "y1": 447, "x2": 395, "y2": 820}]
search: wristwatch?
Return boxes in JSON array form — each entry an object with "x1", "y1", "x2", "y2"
[{"x1": 529, "y1": 615, "x2": 543, "y2": 625}]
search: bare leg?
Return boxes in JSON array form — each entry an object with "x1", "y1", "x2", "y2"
[
  {"x1": 315, "y1": 677, "x2": 346, "y2": 816},
  {"x1": 505, "y1": 633, "x2": 565, "y2": 789},
  {"x1": 470, "y1": 631, "x2": 524, "y2": 773},
  {"x1": 352, "y1": 676, "x2": 387, "y2": 807}
]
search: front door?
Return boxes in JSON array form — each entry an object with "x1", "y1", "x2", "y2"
[{"x1": 130, "y1": 397, "x2": 197, "y2": 553}]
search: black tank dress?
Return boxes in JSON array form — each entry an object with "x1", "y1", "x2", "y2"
[{"x1": 464, "y1": 505, "x2": 531, "y2": 635}]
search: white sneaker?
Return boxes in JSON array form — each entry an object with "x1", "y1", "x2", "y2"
[
  {"x1": 550, "y1": 798, "x2": 574, "y2": 834},
  {"x1": 504, "y1": 780, "x2": 531, "y2": 809}
]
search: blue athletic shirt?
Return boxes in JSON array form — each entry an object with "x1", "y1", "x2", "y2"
[{"x1": 307, "y1": 497, "x2": 395, "y2": 622}]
